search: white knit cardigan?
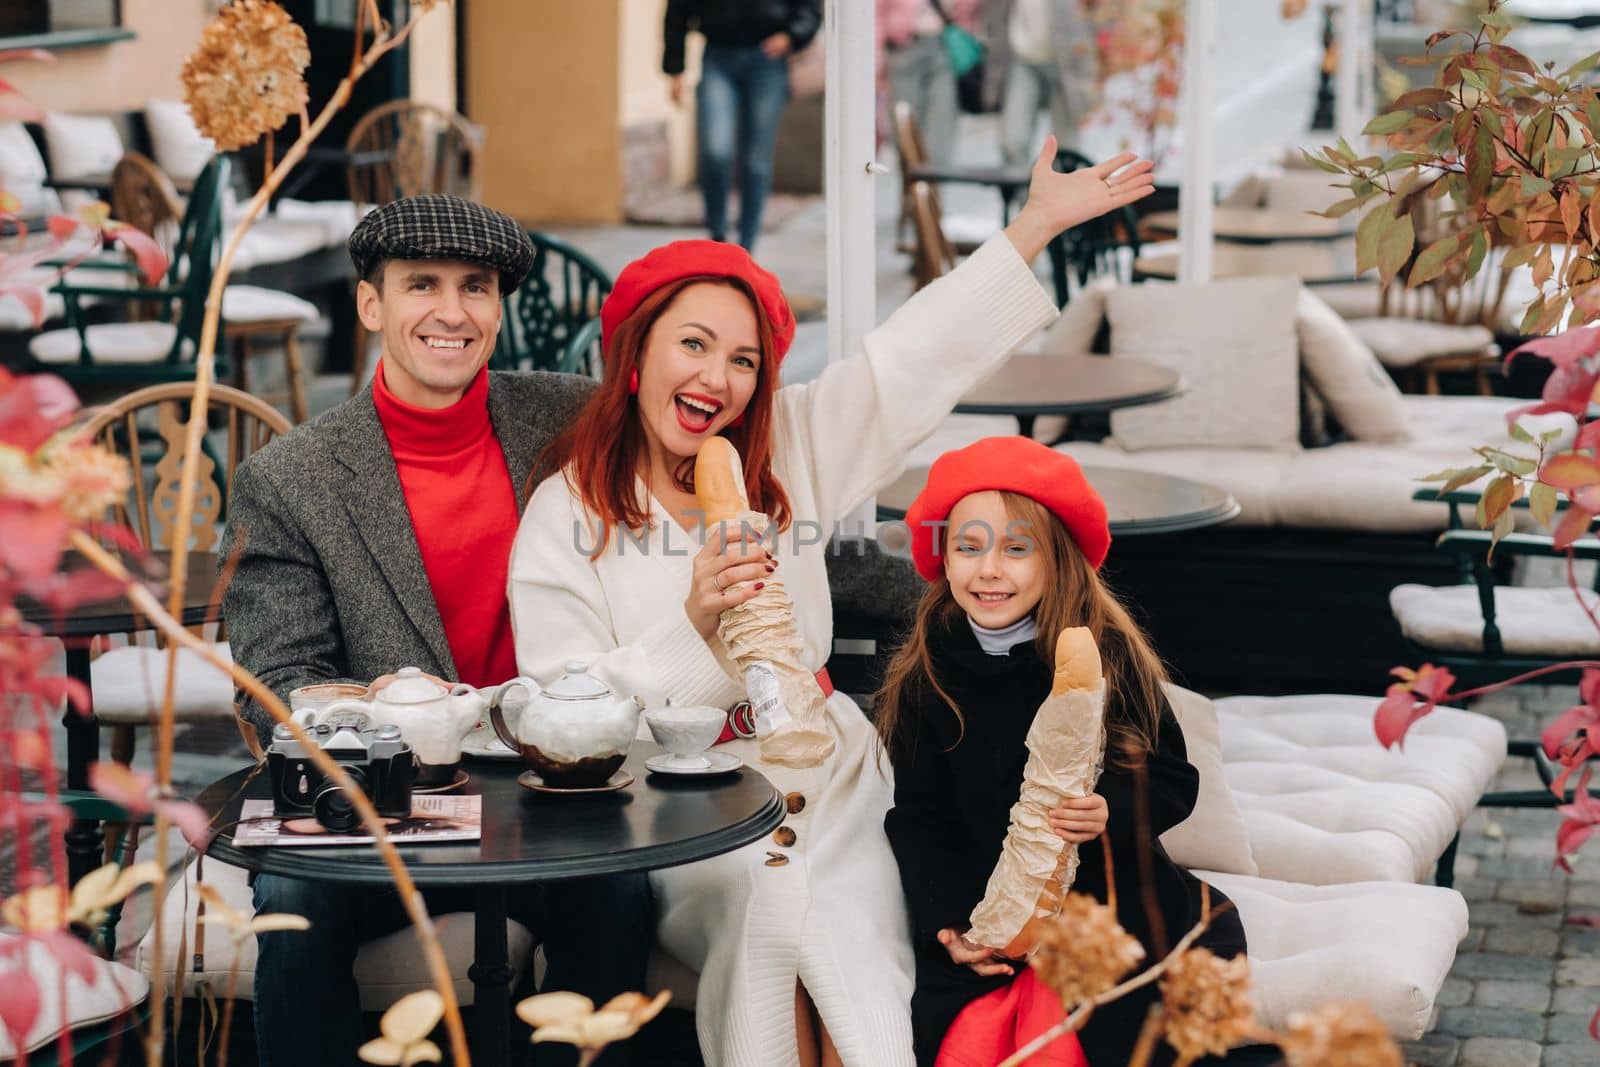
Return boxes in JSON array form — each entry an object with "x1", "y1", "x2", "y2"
[{"x1": 507, "y1": 235, "x2": 1057, "y2": 1067}]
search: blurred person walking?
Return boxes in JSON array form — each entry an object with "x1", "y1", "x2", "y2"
[
  {"x1": 984, "y1": 0, "x2": 1099, "y2": 168},
  {"x1": 878, "y1": 0, "x2": 983, "y2": 166},
  {"x1": 664, "y1": 0, "x2": 822, "y2": 252}
]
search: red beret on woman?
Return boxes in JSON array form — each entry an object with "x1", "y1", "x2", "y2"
[
  {"x1": 903, "y1": 436, "x2": 1112, "y2": 580},
  {"x1": 599, "y1": 239, "x2": 797, "y2": 367}
]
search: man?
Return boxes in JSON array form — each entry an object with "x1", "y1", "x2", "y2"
[
  {"x1": 222, "y1": 195, "x2": 652, "y2": 1066},
  {"x1": 983, "y1": 0, "x2": 1101, "y2": 169}
]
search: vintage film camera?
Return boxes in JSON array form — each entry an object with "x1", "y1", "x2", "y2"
[{"x1": 267, "y1": 720, "x2": 417, "y2": 832}]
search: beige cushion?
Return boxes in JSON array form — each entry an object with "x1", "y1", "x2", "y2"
[
  {"x1": 144, "y1": 100, "x2": 216, "y2": 183},
  {"x1": 1348, "y1": 318, "x2": 1495, "y2": 369},
  {"x1": 1198, "y1": 871, "x2": 1468, "y2": 1038},
  {"x1": 29, "y1": 321, "x2": 186, "y2": 364},
  {"x1": 942, "y1": 212, "x2": 1000, "y2": 250},
  {"x1": 1312, "y1": 279, "x2": 1383, "y2": 320},
  {"x1": 0, "y1": 934, "x2": 148, "y2": 1056},
  {"x1": 42, "y1": 112, "x2": 124, "y2": 213},
  {"x1": 1055, "y1": 440, "x2": 1293, "y2": 527},
  {"x1": 91, "y1": 642, "x2": 236, "y2": 724},
  {"x1": 273, "y1": 197, "x2": 364, "y2": 245},
  {"x1": 1158, "y1": 684, "x2": 1259, "y2": 877},
  {"x1": 1403, "y1": 394, "x2": 1527, "y2": 452},
  {"x1": 223, "y1": 285, "x2": 320, "y2": 325},
  {"x1": 1216, "y1": 695, "x2": 1506, "y2": 883},
  {"x1": 137, "y1": 858, "x2": 535, "y2": 1011},
  {"x1": 1261, "y1": 170, "x2": 1348, "y2": 215},
  {"x1": 232, "y1": 219, "x2": 334, "y2": 272},
  {"x1": 1295, "y1": 289, "x2": 1411, "y2": 443},
  {"x1": 1108, "y1": 278, "x2": 1302, "y2": 451},
  {"x1": 1391, "y1": 583, "x2": 1600, "y2": 657},
  {"x1": 1027, "y1": 276, "x2": 1112, "y2": 356}
]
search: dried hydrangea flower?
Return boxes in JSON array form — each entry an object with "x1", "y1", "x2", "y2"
[
  {"x1": 181, "y1": 0, "x2": 310, "y2": 151},
  {"x1": 1278, "y1": 1002, "x2": 1403, "y2": 1067},
  {"x1": 1161, "y1": 948, "x2": 1256, "y2": 1061},
  {"x1": 1028, "y1": 892, "x2": 1145, "y2": 1007},
  {"x1": 42, "y1": 443, "x2": 130, "y2": 522}
]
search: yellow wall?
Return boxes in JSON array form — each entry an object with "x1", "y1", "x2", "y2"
[
  {"x1": 464, "y1": 0, "x2": 623, "y2": 223},
  {"x1": 5, "y1": 0, "x2": 209, "y2": 113}
]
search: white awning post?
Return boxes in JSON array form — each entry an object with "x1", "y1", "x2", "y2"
[
  {"x1": 825, "y1": 0, "x2": 879, "y2": 539},
  {"x1": 1336, "y1": 0, "x2": 1376, "y2": 147},
  {"x1": 1177, "y1": 0, "x2": 1218, "y2": 283}
]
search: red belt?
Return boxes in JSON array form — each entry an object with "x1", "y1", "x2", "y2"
[{"x1": 715, "y1": 667, "x2": 834, "y2": 745}]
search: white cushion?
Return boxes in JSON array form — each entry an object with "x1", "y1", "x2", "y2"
[
  {"x1": 1158, "y1": 684, "x2": 1259, "y2": 877},
  {"x1": 272, "y1": 197, "x2": 364, "y2": 245},
  {"x1": 1402, "y1": 394, "x2": 1526, "y2": 452},
  {"x1": 1295, "y1": 288, "x2": 1411, "y2": 443},
  {"x1": 1261, "y1": 170, "x2": 1348, "y2": 215},
  {"x1": 137, "y1": 858, "x2": 535, "y2": 1011},
  {"x1": 0, "y1": 934, "x2": 148, "y2": 1056},
  {"x1": 29, "y1": 321, "x2": 185, "y2": 364},
  {"x1": 1348, "y1": 318, "x2": 1495, "y2": 369},
  {"x1": 0, "y1": 122, "x2": 62, "y2": 218},
  {"x1": 1198, "y1": 871, "x2": 1468, "y2": 1038},
  {"x1": 1216, "y1": 694, "x2": 1506, "y2": 882},
  {"x1": 942, "y1": 212, "x2": 1000, "y2": 249},
  {"x1": 1312, "y1": 279, "x2": 1383, "y2": 320},
  {"x1": 232, "y1": 219, "x2": 334, "y2": 272},
  {"x1": 91, "y1": 642, "x2": 236, "y2": 724},
  {"x1": 1055, "y1": 439, "x2": 1294, "y2": 527},
  {"x1": 223, "y1": 285, "x2": 320, "y2": 325},
  {"x1": 1391, "y1": 583, "x2": 1600, "y2": 657},
  {"x1": 42, "y1": 112, "x2": 124, "y2": 213},
  {"x1": 143, "y1": 99, "x2": 216, "y2": 183},
  {"x1": 1107, "y1": 278, "x2": 1303, "y2": 451}
]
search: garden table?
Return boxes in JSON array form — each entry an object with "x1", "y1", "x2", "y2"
[{"x1": 197, "y1": 745, "x2": 785, "y2": 1066}]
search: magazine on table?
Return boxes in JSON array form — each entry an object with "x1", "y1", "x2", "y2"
[{"x1": 232, "y1": 794, "x2": 482, "y2": 848}]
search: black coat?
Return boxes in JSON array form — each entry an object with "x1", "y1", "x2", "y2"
[
  {"x1": 884, "y1": 619, "x2": 1259, "y2": 1067},
  {"x1": 663, "y1": 0, "x2": 823, "y2": 74}
]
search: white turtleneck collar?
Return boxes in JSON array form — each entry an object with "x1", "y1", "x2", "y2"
[{"x1": 968, "y1": 613, "x2": 1038, "y2": 656}]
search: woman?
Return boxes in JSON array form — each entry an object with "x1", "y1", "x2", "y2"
[{"x1": 508, "y1": 138, "x2": 1153, "y2": 1067}]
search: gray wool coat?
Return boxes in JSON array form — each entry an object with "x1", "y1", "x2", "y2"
[{"x1": 221, "y1": 371, "x2": 597, "y2": 741}]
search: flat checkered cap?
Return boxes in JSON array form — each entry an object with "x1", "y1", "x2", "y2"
[{"x1": 347, "y1": 194, "x2": 535, "y2": 294}]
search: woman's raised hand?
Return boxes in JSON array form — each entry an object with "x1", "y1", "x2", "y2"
[
  {"x1": 685, "y1": 522, "x2": 778, "y2": 640},
  {"x1": 1003, "y1": 135, "x2": 1156, "y2": 263}
]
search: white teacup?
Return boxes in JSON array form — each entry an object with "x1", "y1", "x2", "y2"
[{"x1": 643, "y1": 703, "x2": 728, "y2": 770}]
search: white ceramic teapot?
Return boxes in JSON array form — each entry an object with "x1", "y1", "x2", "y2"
[
  {"x1": 489, "y1": 661, "x2": 644, "y2": 787},
  {"x1": 310, "y1": 668, "x2": 533, "y2": 786}
]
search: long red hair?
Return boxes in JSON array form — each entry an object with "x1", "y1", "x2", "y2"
[{"x1": 533, "y1": 275, "x2": 792, "y2": 557}]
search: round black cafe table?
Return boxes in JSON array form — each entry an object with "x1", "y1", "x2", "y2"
[
  {"x1": 955, "y1": 354, "x2": 1183, "y2": 439},
  {"x1": 198, "y1": 743, "x2": 784, "y2": 1065},
  {"x1": 877, "y1": 465, "x2": 1240, "y2": 535}
]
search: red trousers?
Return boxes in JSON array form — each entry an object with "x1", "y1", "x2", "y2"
[{"x1": 935, "y1": 968, "x2": 1090, "y2": 1067}]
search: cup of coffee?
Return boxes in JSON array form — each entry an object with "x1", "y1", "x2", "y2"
[
  {"x1": 289, "y1": 682, "x2": 369, "y2": 721},
  {"x1": 643, "y1": 703, "x2": 728, "y2": 770}
]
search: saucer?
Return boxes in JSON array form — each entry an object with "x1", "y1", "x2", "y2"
[
  {"x1": 517, "y1": 770, "x2": 634, "y2": 795},
  {"x1": 646, "y1": 751, "x2": 742, "y2": 777},
  {"x1": 414, "y1": 769, "x2": 469, "y2": 794},
  {"x1": 461, "y1": 726, "x2": 520, "y2": 760}
]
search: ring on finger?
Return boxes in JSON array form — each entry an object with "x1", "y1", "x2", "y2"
[
  {"x1": 713, "y1": 573, "x2": 726, "y2": 593},
  {"x1": 1103, "y1": 176, "x2": 1116, "y2": 189}
]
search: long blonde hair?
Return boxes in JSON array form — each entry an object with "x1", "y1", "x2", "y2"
[{"x1": 875, "y1": 493, "x2": 1169, "y2": 769}]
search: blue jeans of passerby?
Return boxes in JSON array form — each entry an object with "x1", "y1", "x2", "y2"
[
  {"x1": 696, "y1": 42, "x2": 790, "y2": 251},
  {"x1": 252, "y1": 871, "x2": 655, "y2": 1066}
]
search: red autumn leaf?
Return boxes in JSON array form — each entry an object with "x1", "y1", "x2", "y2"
[
  {"x1": 1591, "y1": 1004, "x2": 1600, "y2": 1041},
  {"x1": 157, "y1": 799, "x2": 213, "y2": 850},
  {"x1": 0, "y1": 969, "x2": 40, "y2": 1050},
  {"x1": 11, "y1": 729, "x2": 51, "y2": 773},
  {"x1": 1509, "y1": 325, "x2": 1600, "y2": 369},
  {"x1": 1540, "y1": 453, "x2": 1600, "y2": 491},
  {"x1": 0, "y1": 501, "x2": 71, "y2": 580},
  {"x1": 1550, "y1": 736, "x2": 1596, "y2": 799},
  {"x1": 20, "y1": 566, "x2": 127, "y2": 615},
  {"x1": 1375, "y1": 664, "x2": 1456, "y2": 749},
  {"x1": 0, "y1": 284, "x2": 44, "y2": 328},
  {"x1": 87, "y1": 761, "x2": 154, "y2": 815},
  {"x1": 1552, "y1": 505, "x2": 1596, "y2": 551},
  {"x1": 0, "y1": 370, "x2": 80, "y2": 450},
  {"x1": 1542, "y1": 693, "x2": 1600, "y2": 760},
  {"x1": 0, "y1": 91, "x2": 42, "y2": 123},
  {"x1": 44, "y1": 214, "x2": 78, "y2": 242},
  {"x1": 1566, "y1": 914, "x2": 1600, "y2": 927},
  {"x1": 1578, "y1": 421, "x2": 1600, "y2": 453},
  {"x1": 37, "y1": 929, "x2": 98, "y2": 985},
  {"x1": 105, "y1": 222, "x2": 168, "y2": 286},
  {"x1": 1556, "y1": 767, "x2": 1600, "y2": 872},
  {"x1": 31, "y1": 674, "x2": 90, "y2": 716}
]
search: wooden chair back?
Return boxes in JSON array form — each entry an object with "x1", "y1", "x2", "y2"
[
  {"x1": 80, "y1": 382, "x2": 291, "y2": 554},
  {"x1": 109, "y1": 152, "x2": 185, "y2": 323},
  {"x1": 1379, "y1": 185, "x2": 1514, "y2": 331},
  {"x1": 344, "y1": 99, "x2": 485, "y2": 208},
  {"x1": 909, "y1": 181, "x2": 957, "y2": 290},
  {"x1": 493, "y1": 231, "x2": 613, "y2": 372}
]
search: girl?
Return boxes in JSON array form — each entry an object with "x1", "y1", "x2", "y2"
[
  {"x1": 879, "y1": 436, "x2": 1270, "y2": 1067},
  {"x1": 508, "y1": 145, "x2": 1153, "y2": 1067}
]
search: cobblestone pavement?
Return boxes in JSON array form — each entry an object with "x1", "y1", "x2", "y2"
[{"x1": 1399, "y1": 684, "x2": 1600, "y2": 1067}]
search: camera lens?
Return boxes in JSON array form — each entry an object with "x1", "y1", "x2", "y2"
[{"x1": 312, "y1": 766, "x2": 368, "y2": 833}]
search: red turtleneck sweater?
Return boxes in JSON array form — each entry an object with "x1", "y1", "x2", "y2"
[{"x1": 372, "y1": 361, "x2": 519, "y2": 688}]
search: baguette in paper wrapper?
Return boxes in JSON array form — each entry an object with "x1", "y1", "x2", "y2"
[
  {"x1": 966, "y1": 627, "x2": 1107, "y2": 958},
  {"x1": 695, "y1": 438, "x2": 835, "y2": 768}
]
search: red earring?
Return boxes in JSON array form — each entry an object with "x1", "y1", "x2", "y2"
[
  {"x1": 628, "y1": 368, "x2": 639, "y2": 395},
  {"x1": 728, "y1": 414, "x2": 746, "y2": 429}
]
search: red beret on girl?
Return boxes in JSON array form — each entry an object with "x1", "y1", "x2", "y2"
[
  {"x1": 903, "y1": 436, "x2": 1111, "y2": 581},
  {"x1": 600, "y1": 239, "x2": 797, "y2": 367}
]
